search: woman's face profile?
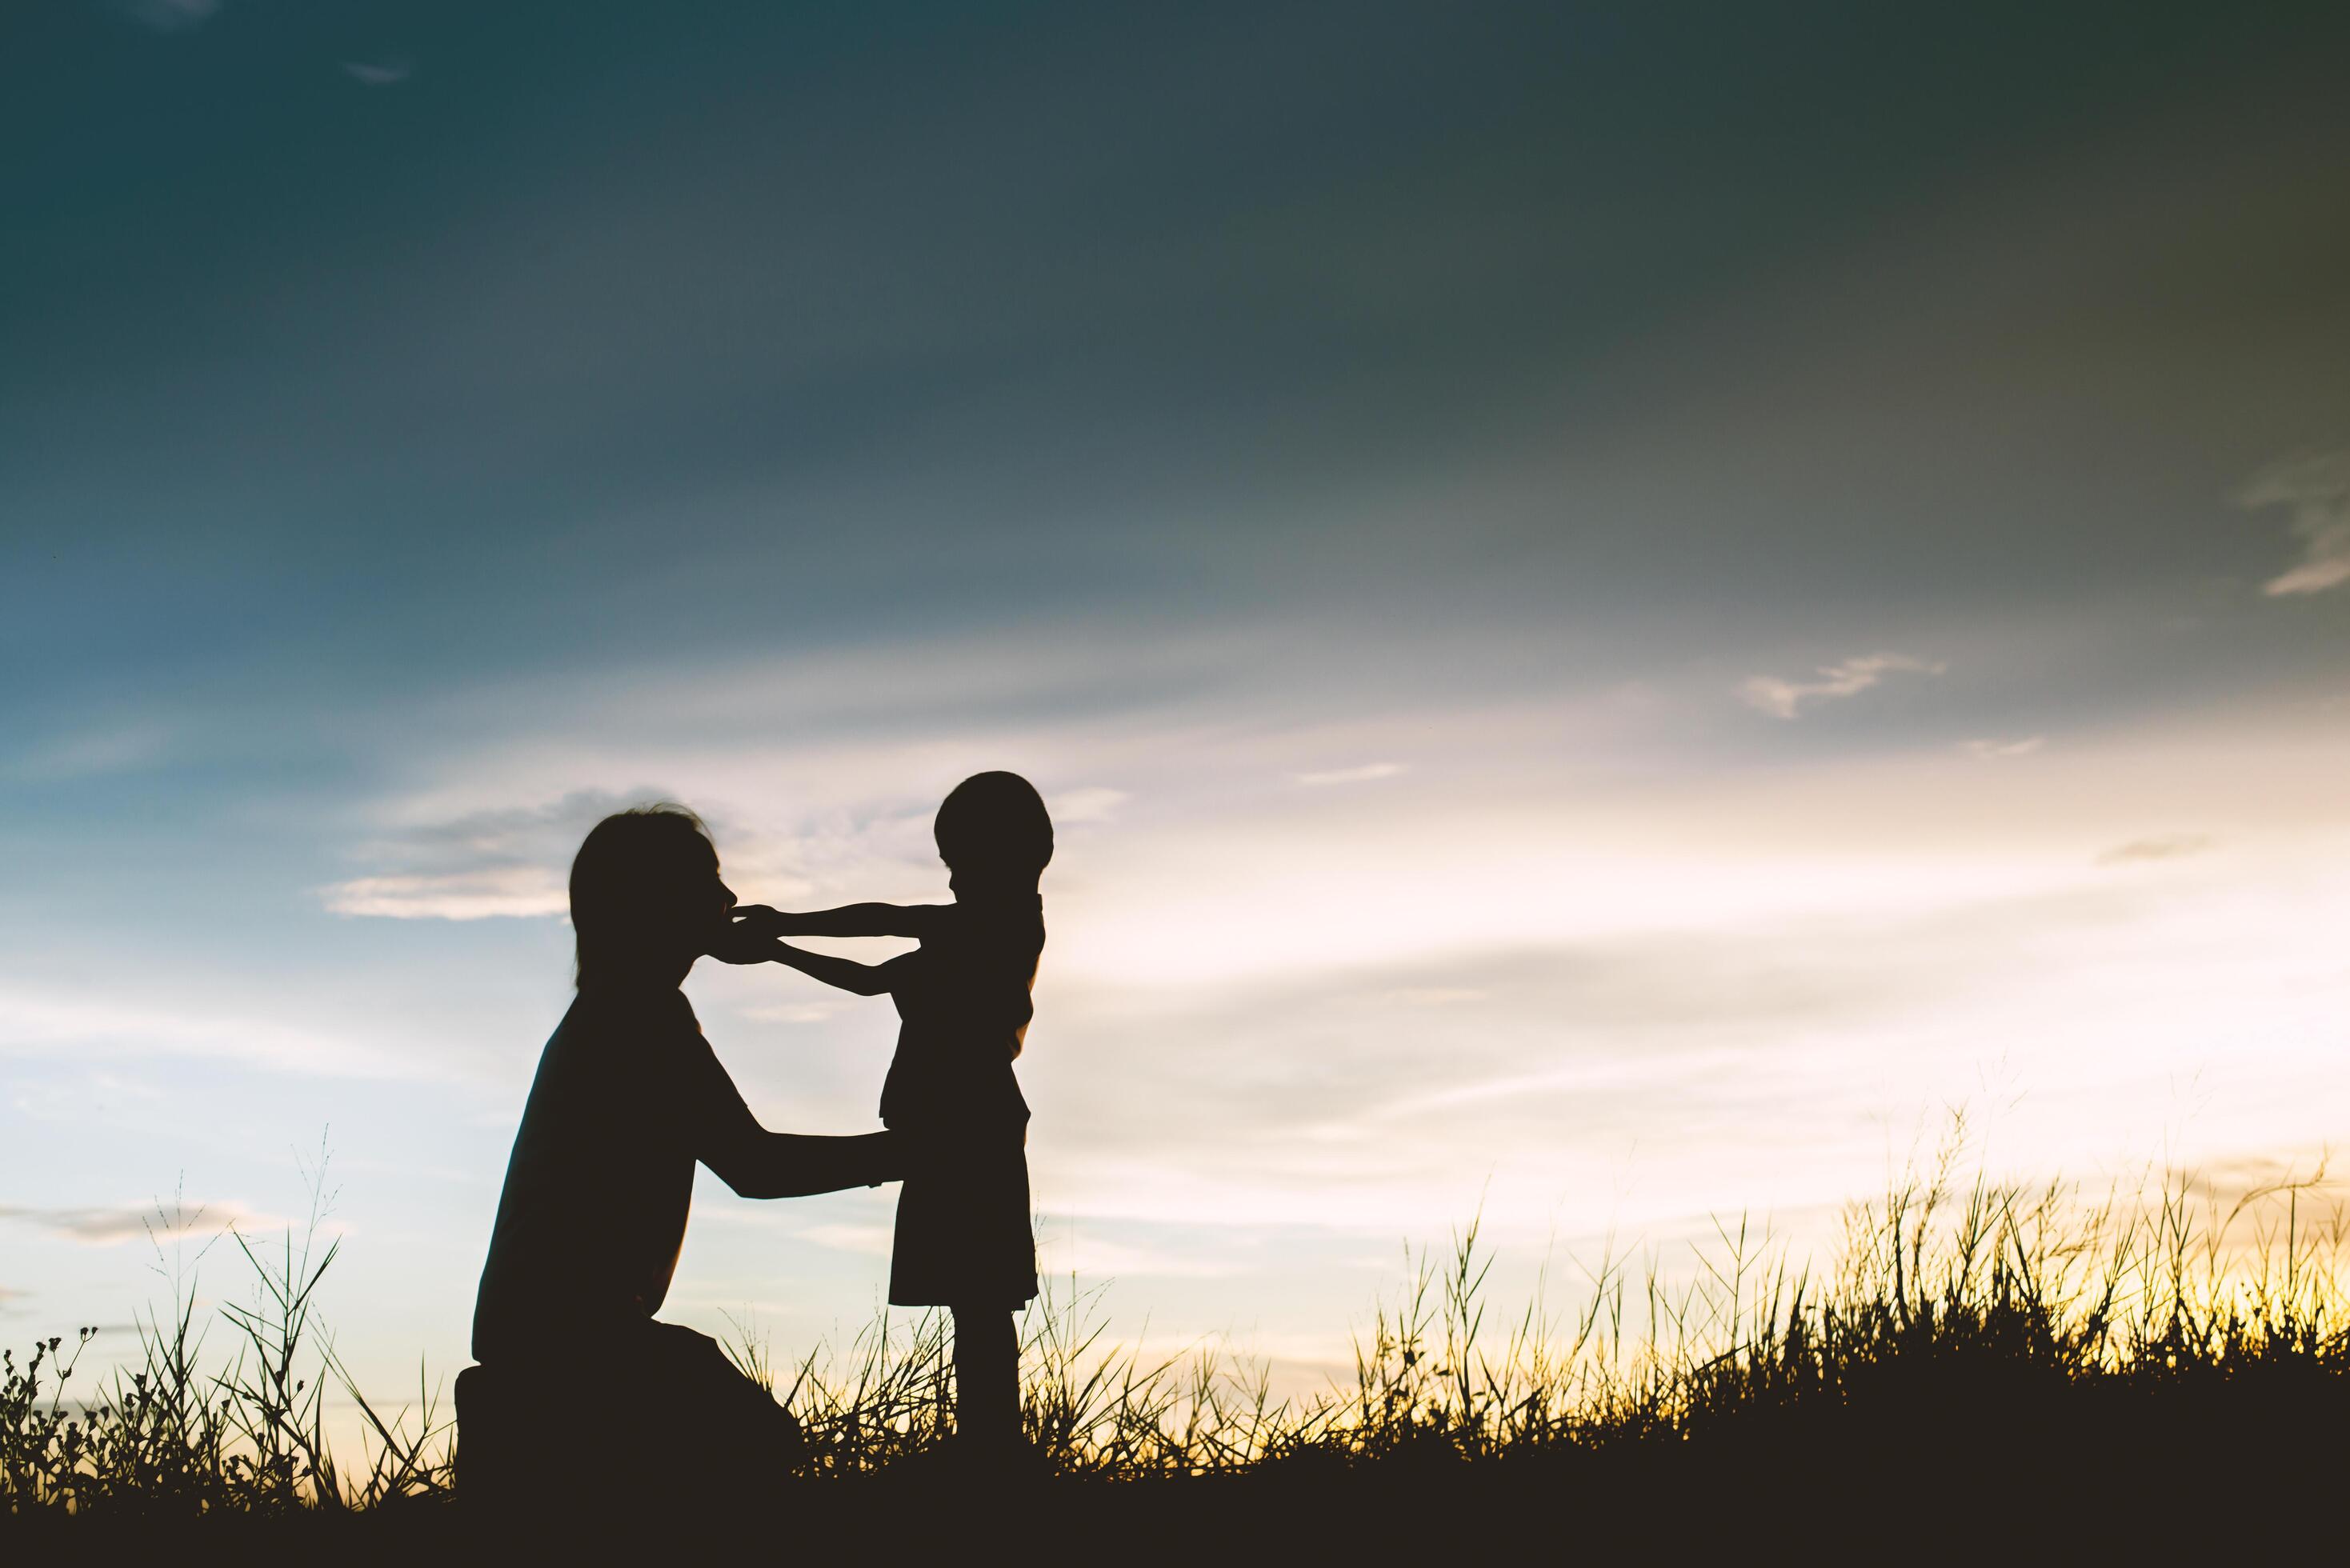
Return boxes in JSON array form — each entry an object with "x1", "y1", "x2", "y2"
[{"x1": 680, "y1": 846, "x2": 738, "y2": 958}]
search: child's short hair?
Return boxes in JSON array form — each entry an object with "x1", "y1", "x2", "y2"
[
  {"x1": 569, "y1": 803, "x2": 715, "y2": 985},
  {"x1": 935, "y1": 772, "x2": 1054, "y2": 876}
]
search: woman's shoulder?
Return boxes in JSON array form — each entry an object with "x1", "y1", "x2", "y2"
[{"x1": 556, "y1": 986, "x2": 699, "y2": 1056}]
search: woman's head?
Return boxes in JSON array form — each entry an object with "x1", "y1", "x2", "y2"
[
  {"x1": 934, "y1": 771, "x2": 1054, "y2": 894},
  {"x1": 569, "y1": 804, "x2": 735, "y2": 988}
]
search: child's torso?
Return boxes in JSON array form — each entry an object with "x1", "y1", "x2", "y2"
[{"x1": 879, "y1": 899, "x2": 1043, "y2": 1134}]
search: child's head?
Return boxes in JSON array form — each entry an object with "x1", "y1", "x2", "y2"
[
  {"x1": 569, "y1": 803, "x2": 735, "y2": 987},
  {"x1": 935, "y1": 771, "x2": 1054, "y2": 894}
]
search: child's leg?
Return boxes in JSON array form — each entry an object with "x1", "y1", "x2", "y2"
[{"x1": 950, "y1": 1303, "x2": 1021, "y2": 1447}]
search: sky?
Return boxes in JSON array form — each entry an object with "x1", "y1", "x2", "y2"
[{"x1": 4, "y1": 0, "x2": 2349, "y2": 1429}]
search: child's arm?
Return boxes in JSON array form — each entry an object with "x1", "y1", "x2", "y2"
[
  {"x1": 767, "y1": 940, "x2": 903, "y2": 997},
  {"x1": 732, "y1": 902, "x2": 945, "y2": 940}
]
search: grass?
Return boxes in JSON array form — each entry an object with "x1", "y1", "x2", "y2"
[{"x1": 7, "y1": 1136, "x2": 2347, "y2": 1552}]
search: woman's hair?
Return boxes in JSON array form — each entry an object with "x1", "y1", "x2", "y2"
[
  {"x1": 934, "y1": 771, "x2": 1054, "y2": 877},
  {"x1": 568, "y1": 803, "x2": 715, "y2": 986}
]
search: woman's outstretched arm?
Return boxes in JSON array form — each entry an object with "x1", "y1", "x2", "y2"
[
  {"x1": 707, "y1": 1126, "x2": 902, "y2": 1199},
  {"x1": 684, "y1": 1041, "x2": 903, "y2": 1198}
]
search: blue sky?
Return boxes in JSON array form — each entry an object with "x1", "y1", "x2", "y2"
[{"x1": 5, "y1": 0, "x2": 2349, "y2": 1426}]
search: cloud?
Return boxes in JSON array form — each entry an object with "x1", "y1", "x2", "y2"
[
  {"x1": 2095, "y1": 833, "x2": 2216, "y2": 866},
  {"x1": 0, "y1": 985, "x2": 419, "y2": 1079},
  {"x1": 322, "y1": 788, "x2": 658, "y2": 921},
  {"x1": 342, "y1": 59, "x2": 413, "y2": 86},
  {"x1": 794, "y1": 1223, "x2": 894, "y2": 1257},
  {"x1": 322, "y1": 866, "x2": 566, "y2": 920},
  {"x1": 123, "y1": 0, "x2": 218, "y2": 31},
  {"x1": 5, "y1": 724, "x2": 170, "y2": 782},
  {"x1": 1033, "y1": 1231, "x2": 1240, "y2": 1280},
  {"x1": 1350, "y1": 987, "x2": 1487, "y2": 1008},
  {"x1": 1740, "y1": 654, "x2": 1946, "y2": 719},
  {"x1": 1963, "y1": 737, "x2": 2045, "y2": 759},
  {"x1": 2244, "y1": 450, "x2": 2350, "y2": 597},
  {"x1": 1049, "y1": 786, "x2": 1128, "y2": 823},
  {"x1": 10, "y1": 1068, "x2": 164, "y2": 1129},
  {"x1": 1293, "y1": 762, "x2": 1406, "y2": 786},
  {"x1": 0, "y1": 1199, "x2": 282, "y2": 1248}
]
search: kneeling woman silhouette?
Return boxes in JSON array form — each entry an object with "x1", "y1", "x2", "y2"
[{"x1": 461, "y1": 804, "x2": 903, "y2": 1515}]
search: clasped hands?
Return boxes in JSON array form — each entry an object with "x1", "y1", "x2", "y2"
[{"x1": 705, "y1": 903, "x2": 798, "y2": 966}]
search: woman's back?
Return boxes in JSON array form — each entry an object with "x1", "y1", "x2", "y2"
[{"x1": 471, "y1": 987, "x2": 707, "y2": 1362}]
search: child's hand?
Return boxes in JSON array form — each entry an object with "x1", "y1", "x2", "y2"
[
  {"x1": 727, "y1": 904, "x2": 792, "y2": 939},
  {"x1": 706, "y1": 906, "x2": 785, "y2": 965}
]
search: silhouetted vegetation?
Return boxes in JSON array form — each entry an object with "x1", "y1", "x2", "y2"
[{"x1": 8, "y1": 1142, "x2": 2344, "y2": 1551}]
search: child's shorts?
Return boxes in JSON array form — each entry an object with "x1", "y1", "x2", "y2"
[{"x1": 887, "y1": 1125, "x2": 1037, "y2": 1310}]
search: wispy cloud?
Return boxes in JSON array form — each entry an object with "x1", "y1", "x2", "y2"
[
  {"x1": 0, "y1": 985, "x2": 419, "y2": 1079},
  {"x1": 0, "y1": 1198, "x2": 283, "y2": 1247},
  {"x1": 322, "y1": 789, "x2": 654, "y2": 921},
  {"x1": 1963, "y1": 736, "x2": 2045, "y2": 759},
  {"x1": 1740, "y1": 654, "x2": 1946, "y2": 719},
  {"x1": 2096, "y1": 832, "x2": 2216, "y2": 866},
  {"x1": 123, "y1": 0, "x2": 218, "y2": 32},
  {"x1": 1293, "y1": 762, "x2": 1406, "y2": 786},
  {"x1": 1349, "y1": 987, "x2": 1487, "y2": 1008},
  {"x1": 2244, "y1": 450, "x2": 2350, "y2": 597},
  {"x1": 795, "y1": 1223, "x2": 894, "y2": 1256},
  {"x1": 322, "y1": 866, "x2": 566, "y2": 920},
  {"x1": 342, "y1": 59, "x2": 413, "y2": 86},
  {"x1": 5, "y1": 723, "x2": 170, "y2": 782},
  {"x1": 1049, "y1": 786, "x2": 1129, "y2": 823},
  {"x1": 1034, "y1": 1230, "x2": 1241, "y2": 1280}
]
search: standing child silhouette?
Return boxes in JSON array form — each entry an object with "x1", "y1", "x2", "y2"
[{"x1": 732, "y1": 771, "x2": 1051, "y2": 1455}]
